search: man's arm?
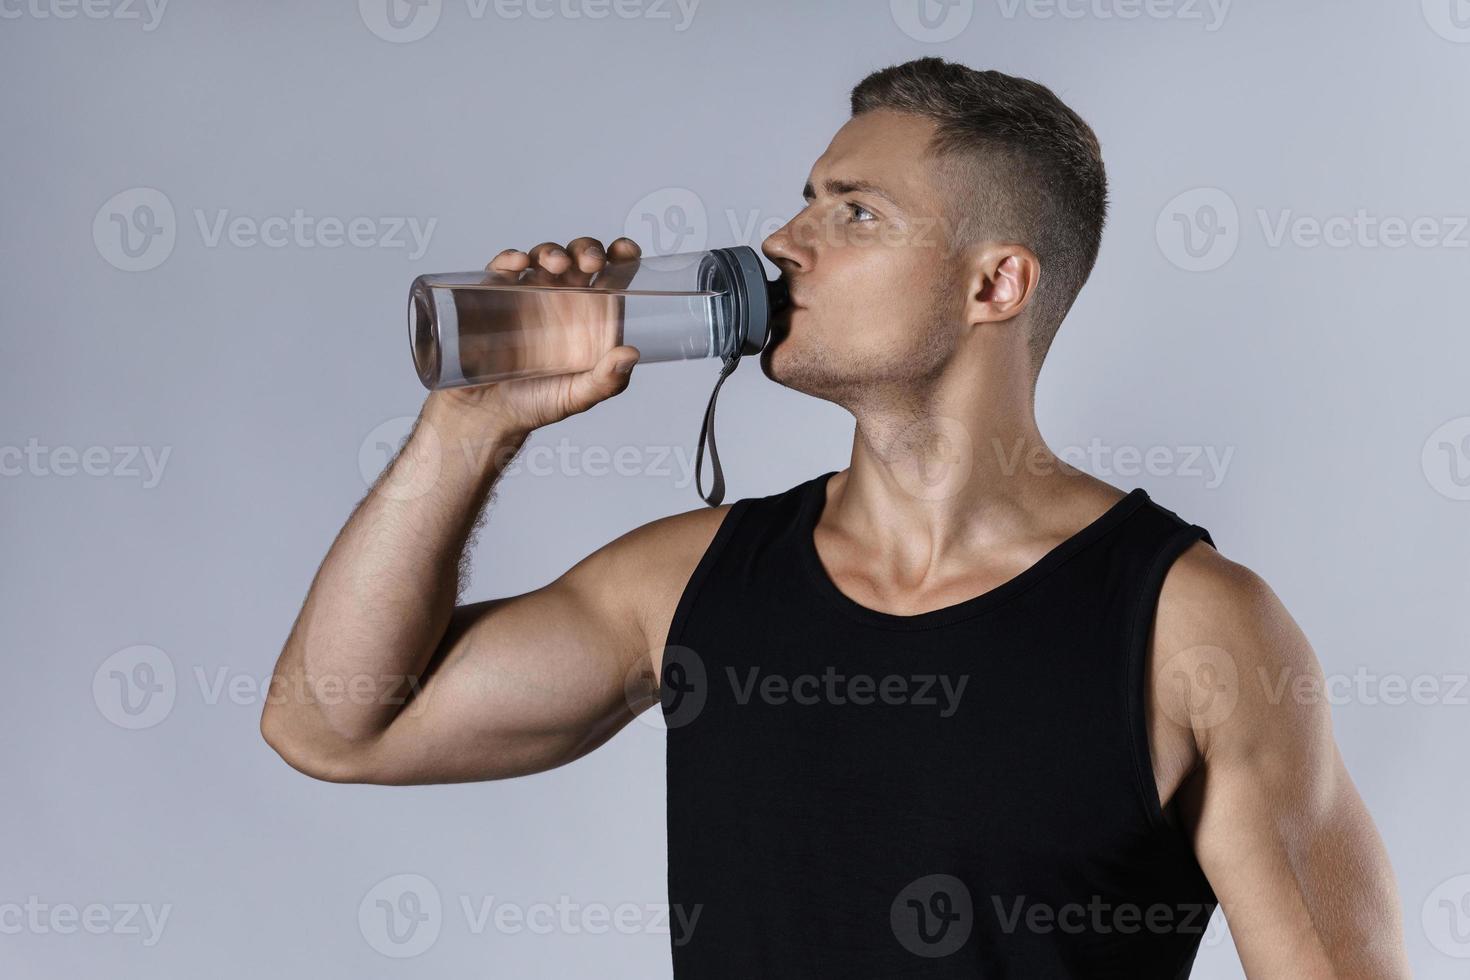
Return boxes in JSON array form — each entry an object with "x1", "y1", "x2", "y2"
[
  {"x1": 1153, "y1": 543, "x2": 1412, "y2": 978},
  {"x1": 260, "y1": 234, "x2": 720, "y2": 785},
  {"x1": 261, "y1": 388, "x2": 725, "y2": 785}
]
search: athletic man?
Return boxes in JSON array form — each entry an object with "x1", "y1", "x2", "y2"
[{"x1": 262, "y1": 57, "x2": 1410, "y2": 976}]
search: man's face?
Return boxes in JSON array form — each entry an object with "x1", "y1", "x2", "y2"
[{"x1": 759, "y1": 110, "x2": 963, "y2": 404}]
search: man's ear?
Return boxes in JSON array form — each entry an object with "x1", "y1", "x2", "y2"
[{"x1": 964, "y1": 245, "x2": 1041, "y2": 327}]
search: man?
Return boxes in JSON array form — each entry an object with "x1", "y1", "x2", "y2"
[{"x1": 261, "y1": 57, "x2": 1410, "y2": 976}]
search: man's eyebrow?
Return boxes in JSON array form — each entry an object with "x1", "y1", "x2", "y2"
[{"x1": 802, "y1": 177, "x2": 902, "y2": 207}]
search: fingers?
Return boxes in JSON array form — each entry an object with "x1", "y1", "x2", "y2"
[
  {"x1": 485, "y1": 243, "x2": 570, "y2": 284},
  {"x1": 526, "y1": 241, "x2": 575, "y2": 275},
  {"x1": 598, "y1": 343, "x2": 641, "y2": 381},
  {"x1": 606, "y1": 237, "x2": 641, "y2": 261},
  {"x1": 597, "y1": 237, "x2": 643, "y2": 293},
  {"x1": 563, "y1": 344, "x2": 642, "y2": 416},
  {"x1": 486, "y1": 237, "x2": 643, "y2": 287},
  {"x1": 487, "y1": 247, "x2": 530, "y2": 274},
  {"x1": 565, "y1": 237, "x2": 607, "y2": 275}
]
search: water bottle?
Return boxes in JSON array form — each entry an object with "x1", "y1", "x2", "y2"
[
  {"x1": 405, "y1": 244, "x2": 791, "y2": 507},
  {"x1": 407, "y1": 245, "x2": 787, "y2": 388}
]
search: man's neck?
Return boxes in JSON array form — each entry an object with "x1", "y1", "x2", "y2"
[{"x1": 829, "y1": 368, "x2": 1105, "y2": 562}]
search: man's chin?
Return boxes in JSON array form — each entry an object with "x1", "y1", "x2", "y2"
[
  {"x1": 757, "y1": 340, "x2": 836, "y2": 400},
  {"x1": 757, "y1": 339, "x2": 796, "y2": 386},
  {"x1": 756, "y1": 343, "x2": 781, "y2": 383}
]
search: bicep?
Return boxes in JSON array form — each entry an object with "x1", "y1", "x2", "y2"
[
  {"x1": 1190, "y1": 732, "x2": 1404, "y2": 977},
  {"x1": 1161, "y1": 559, "x2": 1410, "y2": 976},
  {"x1": 359, "y1": 544, "x2": 655, "y2": 785}
]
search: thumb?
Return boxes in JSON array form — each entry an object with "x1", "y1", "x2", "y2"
[{"x1": 564, "y1": 345, "x2": 640, "y2": 413}]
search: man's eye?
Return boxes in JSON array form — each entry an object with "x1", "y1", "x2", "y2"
[{"x1": 846, "y1": 202, "x2": 875, "y2": 222}]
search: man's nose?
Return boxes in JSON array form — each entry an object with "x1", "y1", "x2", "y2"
[{"x1": 762, "y1": 214, "x2": 812, "y2": 270}]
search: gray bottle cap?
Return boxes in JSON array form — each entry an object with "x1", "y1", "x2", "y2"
[{"x1": 712, "y1": 245, "x2": 774, "y2": 356}]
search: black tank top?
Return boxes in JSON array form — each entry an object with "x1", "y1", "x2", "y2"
[{"x1": 661, "y1": 470, "x2": 1220, "y2": 978}]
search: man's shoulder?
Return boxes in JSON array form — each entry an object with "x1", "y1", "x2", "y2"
[
  {"x1": 1151, "y1": 520, "x2": 1321, "y2": 752},
  {"x1": 591, "y1": 500, "x2": 738, "y2": 588},
  {"x1": 596, "y1": 475, "x2": 820, "y2": 668},
  {"x1": 605, "y1": 472, "x2": 823, "y2": 593},
  {"x1": 1157, "y1": 531, "x2": 1273, "y2": 634}
]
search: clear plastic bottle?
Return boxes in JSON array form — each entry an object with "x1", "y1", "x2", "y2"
[{"x1": 407, "y1": 245, "x2": 788, "y2": 390}]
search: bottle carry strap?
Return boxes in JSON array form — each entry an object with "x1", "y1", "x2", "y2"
[
  {"x1": 695, "y1": 350, "x2": 742, "y2": 507},
  {"x1": 692, "y1": 246, "x2": 785, "y2": 508}
]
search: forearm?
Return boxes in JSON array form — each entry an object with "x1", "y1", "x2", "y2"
[{"x1": 263, "y1": 393, "x2": 529, "y2": 758}]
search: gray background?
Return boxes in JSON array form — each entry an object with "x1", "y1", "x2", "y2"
[{"x1": 3, "y1": 0, "x2": 1468, "y2": 976}]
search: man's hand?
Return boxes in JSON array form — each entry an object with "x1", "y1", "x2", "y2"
[{"x1": 433, "y1": 236, "x2": 644, "y2": 435}]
